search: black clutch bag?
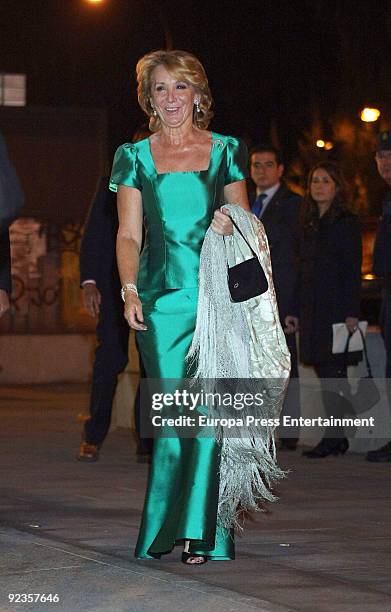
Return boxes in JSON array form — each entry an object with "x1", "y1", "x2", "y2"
[{"x1": 226, "y1": 217, "x2": 268, "y2": 303}]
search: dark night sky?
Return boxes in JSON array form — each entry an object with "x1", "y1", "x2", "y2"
[{"x1": 1, "y1": 0, "x2": 391, "y2": 159}]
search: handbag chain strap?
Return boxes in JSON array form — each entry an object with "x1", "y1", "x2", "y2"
[{"x1": 345, "y1": 327, "x2": 373, "y2": 378}]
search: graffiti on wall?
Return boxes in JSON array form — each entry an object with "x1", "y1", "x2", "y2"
[{"x1": 0, "y1": 218, "x2": 94, "y2": 334}]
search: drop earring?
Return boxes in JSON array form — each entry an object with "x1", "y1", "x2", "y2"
[{"x1": 195, "y1": 99, "x2": 201, "y2": 113}]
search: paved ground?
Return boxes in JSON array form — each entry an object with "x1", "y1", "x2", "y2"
[{"x1": 0, "y1": 384, "x2": 391, "y2": 612}]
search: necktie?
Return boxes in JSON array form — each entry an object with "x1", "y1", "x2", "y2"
[{"x1": 252, "y1": 193, "x2": 267, "y2": 218}]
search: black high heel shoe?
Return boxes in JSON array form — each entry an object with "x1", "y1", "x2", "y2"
[
  {"x1": 181, "y1": 552, "x2": 208, "y2": 565},
  {"x1": 302, "y1": 437, "x2": 349, "y2": 458}
]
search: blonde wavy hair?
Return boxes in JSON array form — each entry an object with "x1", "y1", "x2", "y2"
[{"x1": 136, "y1": 49, "x2": 214, "y2": 132}]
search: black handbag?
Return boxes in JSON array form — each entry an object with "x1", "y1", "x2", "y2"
[
  {"x1": 225, "y1": 217, "x2": 268, "y2": 303},
  {"x1": 346, "y1": 329, "x2": 381, "y2": 414},
  {"x1": 339, "y1": 324, "x2": 364, "y2": 366}
]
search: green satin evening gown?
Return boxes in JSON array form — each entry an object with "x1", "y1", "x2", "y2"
[{"x1": 110, "y1": 132, "x2": 248, "y2": 560}]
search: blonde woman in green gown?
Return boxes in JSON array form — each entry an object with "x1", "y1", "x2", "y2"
[{"x1": 110, "y1": 50, "x2": 250, "y2": 564}]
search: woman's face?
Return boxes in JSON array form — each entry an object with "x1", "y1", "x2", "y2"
[
  {"x1": 150, "y1": 64, "x2": 197, "y2": 129},
  {"x1": 310, "y1": 168, "x2": 337, "y2": 207}
]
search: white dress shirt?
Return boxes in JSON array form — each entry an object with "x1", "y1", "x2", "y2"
[{"x1": 256, "y1": 182, "x2": 280, "y2": 217}]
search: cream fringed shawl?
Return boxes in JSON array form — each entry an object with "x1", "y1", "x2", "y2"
[{"x1": 187, "y1": 204, "x2": 291, "y2": 530}]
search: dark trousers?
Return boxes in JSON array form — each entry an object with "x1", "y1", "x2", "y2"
[
  {"x1": 279, "y1": 333, "x2": 301, "y2": 439},
  {"x1": 380, "y1": 290, "x2": 391, "y2": 411},
  {"x1": 314, "y1": 362, "x2": 352, "y2": 438},
  {"x1": 84, "y1": 297, "x2": 129, "y2": 445}
]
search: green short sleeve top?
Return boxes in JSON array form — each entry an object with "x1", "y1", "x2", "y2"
[{"x1": 109, "y1": 133, "x2": 248, "y2": 290}]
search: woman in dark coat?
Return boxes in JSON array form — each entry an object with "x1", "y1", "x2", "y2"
[{"x1": 299, "y1": 162, "x2": 362, "y2": 458}]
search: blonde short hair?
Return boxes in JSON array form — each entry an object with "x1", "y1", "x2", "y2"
[{"x1": 136, "y1": 49, "x2": 213, "y2": 132}]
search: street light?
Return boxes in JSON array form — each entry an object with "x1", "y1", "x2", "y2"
[
  {"x1": 83, "y1": 0, "x2": 172, "y2": 48},
  {"x1": 316, "y1": 139, "x2": 333, "y2": 150},
  {"x1": 360, "y1": 107, "x2": 381, "y2": 122}
]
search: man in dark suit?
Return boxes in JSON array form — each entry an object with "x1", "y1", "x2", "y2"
[
  {"x1": 78, "y1": 177, "x2": 152, "y2": 462},
  {"x1": 0, "y1": 130, "x2": 24, "y2": 319},
  {"x1": 249, "y1": 144, "x2": 302, "y2": 450},
  {"x1": 366, "y1": 131, "x2": 391, "y2": 462},
  {"x1": 77, "y1": 177, "x2": 129, "y2": 461},
  {"x1": 0, "y1": 131, "x2": 24, "y2": 230}
]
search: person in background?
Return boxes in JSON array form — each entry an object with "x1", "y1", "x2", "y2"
[
  {"x1": 78, "y1": 126, "x2": 152, "y2": 463},
  {"x1": 0, "y1": 131, "x2": 24, "y2": 231},
  {"x1": 299, "y1": 162, "x2": 362, "y2": 458},
  {"x1": 366, "y1": 131, "x2": 391, "y2": 462},
  {"x1": 77, "y1": 177, "x2": 130, "y2": 462},
  {"x1": 0, "y1": 231, "x2": 11, "y2": 319},
  {"x1": 0, "y1": 131, "x2": 24, "y2": 319},
  {"x1": 249, "y1": 144, "x2": 301, "y2": 450}
]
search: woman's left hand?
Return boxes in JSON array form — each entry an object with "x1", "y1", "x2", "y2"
[
  {"x1": 345, "y1": 317, "x2": 359, "y2": 333},
  {"x1": 211, "y1": 208, "x2": 233, "y2": 235}
]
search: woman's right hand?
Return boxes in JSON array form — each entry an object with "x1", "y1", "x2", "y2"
[
  {"x1": 211, "y1": 208, "x2": 233, "y2": 235},
  {"x1": 124, "y1": 292, "x2": 147, "y2": 331}
]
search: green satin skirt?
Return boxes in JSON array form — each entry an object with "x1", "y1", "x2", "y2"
[{"x1": 135, "y1": 288, "x2": 234, "y2": 560}]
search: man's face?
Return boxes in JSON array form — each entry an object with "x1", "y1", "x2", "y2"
[
  {"x1": 376, "y1": 150, "x2": 391, "y2": 186},
  {"x1": 250, "y1": 152, "x2": 284, "y2": 191}
]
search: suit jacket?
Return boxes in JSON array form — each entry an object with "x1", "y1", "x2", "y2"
[
  {"x1": 0, "y1": 131, "x2": 24, "y2": 230},
  {"x1": 79, "y1": 177, "x2": 120, "y2": 299},
  {"x1": 0, "y1": 230, "x2": 11, "y2": 294},
  {"x1": 250, "y1": 184, "x2": 301, "y2": 320}
]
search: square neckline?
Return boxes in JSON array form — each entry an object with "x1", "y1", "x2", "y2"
[{"x1": 147, "y1": 131, "x2": 218, "y2": 176}]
